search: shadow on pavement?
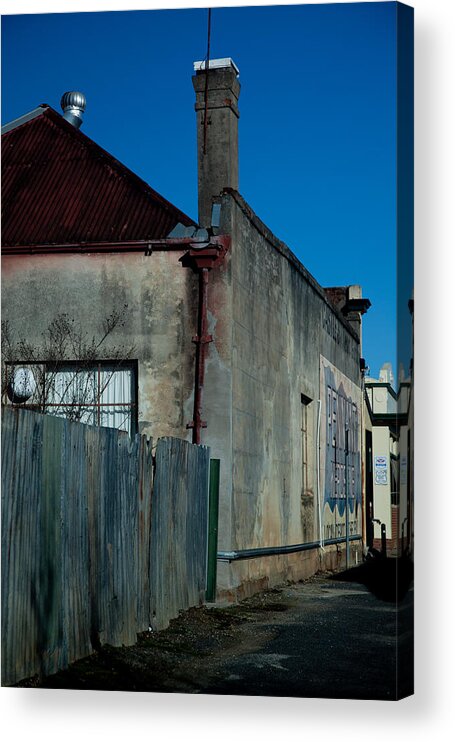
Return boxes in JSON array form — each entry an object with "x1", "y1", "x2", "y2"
[{"x1": 332, "y1": 555, "x2": 414, "y2": 602}]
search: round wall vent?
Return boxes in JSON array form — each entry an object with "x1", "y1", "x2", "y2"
[{"x1": 7, "y1": 367, "x2": 37, "y2": 403}]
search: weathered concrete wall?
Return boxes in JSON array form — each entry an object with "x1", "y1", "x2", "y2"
[
  {"x1": 2, "y1": 194, "x2": 364, "y2": 602},
  {"x1": 218, "y1": 543, "x2": 364, "y2": 604},
  {"x1": 198, "y1": 247, "x2": 234, "y2": 555},
  {"x1": 217, "y1": 190, "x2": 363, "y2": 597},
  {"x1": 2, "y1": 246, "x2": 235, "y2": 563},
  {"x1": 1, "y1": 250, "x2": 198, "y2": 442}
]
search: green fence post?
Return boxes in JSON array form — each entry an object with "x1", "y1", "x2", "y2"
[{"x1": 206, "y1": 459, "x2": 220, "y2": 602}]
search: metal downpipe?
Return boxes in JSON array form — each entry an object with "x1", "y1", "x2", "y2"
[{"x1": 191, "y1": 268, "x2": 210, "y2": 445}]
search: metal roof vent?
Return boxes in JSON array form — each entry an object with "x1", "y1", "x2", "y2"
[{"x1": 60, "y1": 91, "x2": 86, "y2": 129}]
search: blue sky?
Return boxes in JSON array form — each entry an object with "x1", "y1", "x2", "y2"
[{"x1": 1, "y1": 2, "x2": 410, "y2": 381}]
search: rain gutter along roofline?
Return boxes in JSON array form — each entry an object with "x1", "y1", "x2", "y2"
[
  {"x1": 1, "y1": 237, "x2": 231, "y2": 256},
  {"x1": 1, "y1": 105, "x2": 48, "y2": 134}
]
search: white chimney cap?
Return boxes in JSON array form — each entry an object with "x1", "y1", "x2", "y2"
[{"x1": 193, "y1": 58, "x2": 240, "y2": 75}]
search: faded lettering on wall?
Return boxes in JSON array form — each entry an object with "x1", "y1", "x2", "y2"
[{"x1": 320, "y1": 357, "x2": 362, "y2": 540}]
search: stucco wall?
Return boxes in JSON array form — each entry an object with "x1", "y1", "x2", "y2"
[
  {"x1": 1, "y1": 250, "x2": 199, "y2": 441},
  {"x1": 2, "y1": 199, "x2": 365, "y2": 600},
  {"x1": 2, "y1": 245, "x2": 235, "y2": 568},
  {"x1": 198, "y1": 245, "x2": 234, "y2": 554},
  {"x1": 218, "y1": 191, "x2": 363, "y2": 596}
]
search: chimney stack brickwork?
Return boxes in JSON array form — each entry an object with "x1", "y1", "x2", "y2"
[{"x1": 192, "y1": 60, "x2": 240, "y2": 227}]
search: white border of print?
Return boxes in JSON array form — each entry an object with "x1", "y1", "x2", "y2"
[{"x1": 1, "y1": 1, "x2": 453, "y2": 741}]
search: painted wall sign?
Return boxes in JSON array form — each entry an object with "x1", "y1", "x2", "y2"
[
  {"x1": 374, "y1": 455, "x2": 388, "y2": 485},
  {"x1": 321, "y1": 357, "x2": 362, "y2": 518}
]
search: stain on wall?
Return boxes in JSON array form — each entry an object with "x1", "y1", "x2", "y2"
[
  {"x1": 1, "y1": 251, "x2": 198, "y2": 443},
  {"x1": 219, "y1": 191, "x2": 362, "y2": 594}
]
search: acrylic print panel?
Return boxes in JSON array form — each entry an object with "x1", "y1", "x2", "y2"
[{"x1": 1, "y1": 1, "x2": 413, "y2": 700}]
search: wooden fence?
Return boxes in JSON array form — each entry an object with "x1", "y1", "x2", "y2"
[{"x1": 1, "y1": 407, "x2": 210, "y2": 686}]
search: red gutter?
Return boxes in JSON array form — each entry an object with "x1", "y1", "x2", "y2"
[
  {"x1": 1, "y1": 237, "x2": 214, "y2": 256},
  {"x1": 188, "y1": 268, "x2": 211, "y2": 444},
  {"x1": 182, "y1": 236, "x2": 230, "y2": 445}
]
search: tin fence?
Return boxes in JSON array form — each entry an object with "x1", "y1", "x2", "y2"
[{"x1": 1, "y1": 407, "x2": 209, "y2": 686}]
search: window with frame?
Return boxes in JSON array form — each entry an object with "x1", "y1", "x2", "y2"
[
  {"x1": 5, "y1": 361, "x2": 137, "y2": 436},
  {"x1": 301, "y1": 393, "x2": 312, "y2": 496}
]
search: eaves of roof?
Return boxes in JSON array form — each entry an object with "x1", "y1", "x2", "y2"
[
  {"x1": 364, "y1": 392, "x2": 407, "y2": 431},
  {"x1": 364, "y1": 380, "x2": 398, "y2": 400},
  {"x1": 1, "y1": 105, "x2": 47, "y2": 135}
]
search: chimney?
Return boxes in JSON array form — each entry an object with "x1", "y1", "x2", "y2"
[
  {"x1": 60, "y1": 91, "x2": 86, "y2": 129},
  {"x1": 324, "y1": 284, "x2": 371, "y2": 353},
  {"x1": 192, "y1": 58, "x2": 240, "y2": 227}
]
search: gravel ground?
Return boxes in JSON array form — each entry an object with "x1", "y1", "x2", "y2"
[{"x1": 19, "y1": 564, "x2": 413, "y2": 700}]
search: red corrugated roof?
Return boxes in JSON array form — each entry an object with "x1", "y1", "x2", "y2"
[{"x1": 1, "y1": 106, "x2": 196, "y2": 248}]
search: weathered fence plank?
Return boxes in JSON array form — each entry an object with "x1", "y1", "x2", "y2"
[
  {"x1": 150, "y1": 437, "x2": 210, "y2": 631},
  {"x1": 136, "y1": 435, "x2": 153, "y2": 632},
  {"x1": 1, "y1": 407, "x2": 210, "y2": 686},
  {"x1": 62, "y1": 419, "x2": 91, "y2": 667}
]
